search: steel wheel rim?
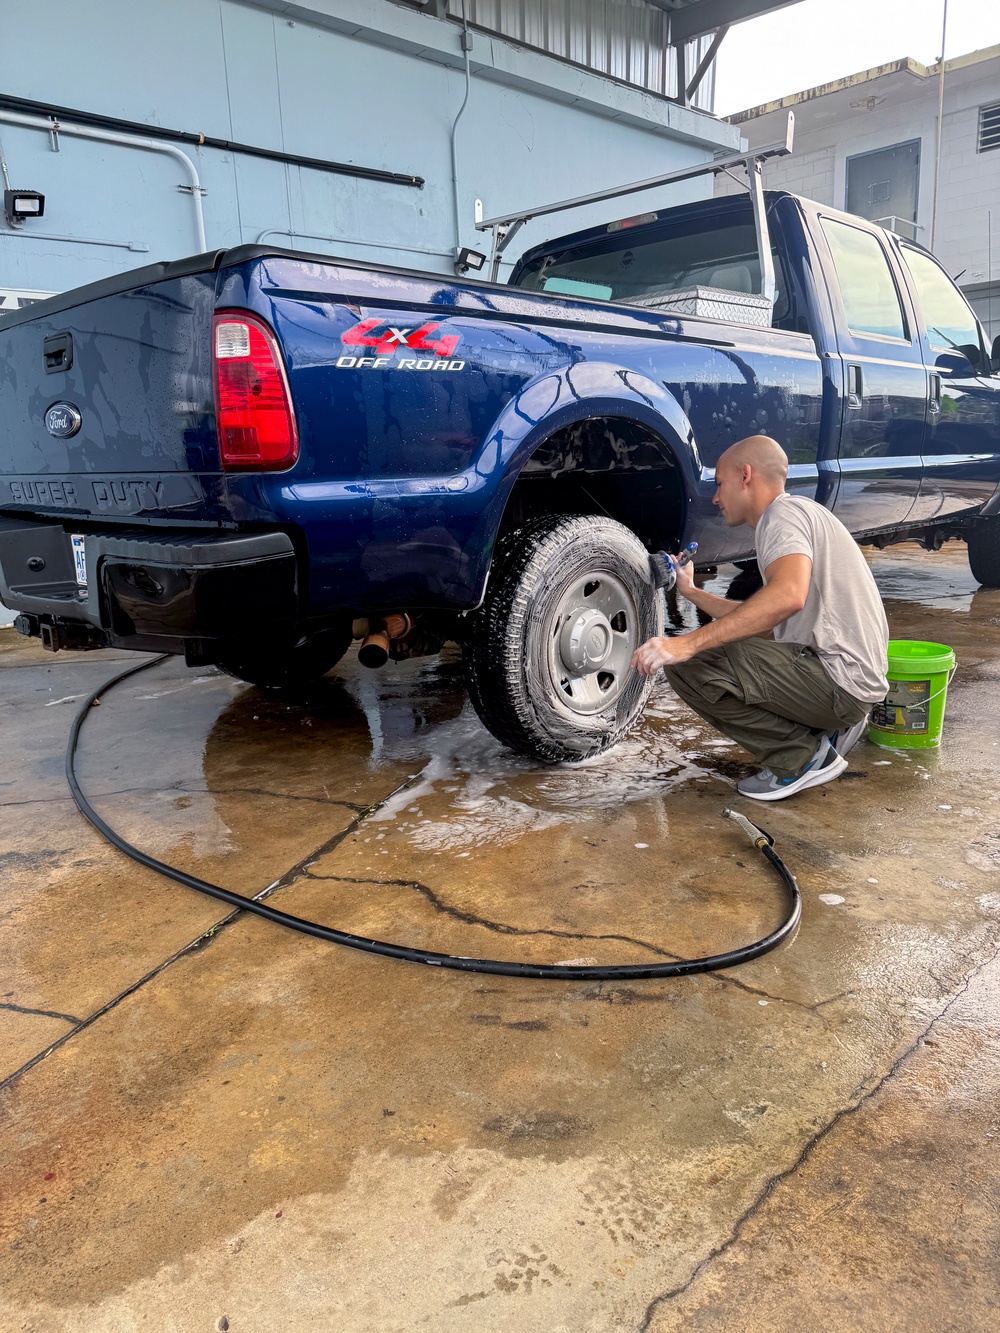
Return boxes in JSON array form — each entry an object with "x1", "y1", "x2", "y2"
[{"x1": 545, "y1": 570, "x2": 639, "y2": 715}]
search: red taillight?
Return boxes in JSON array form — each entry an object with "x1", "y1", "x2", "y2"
[{"x1": 213, "y1": 311, "x2": 298, "y2": 471}]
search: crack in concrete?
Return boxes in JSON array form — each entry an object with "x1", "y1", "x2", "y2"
[
  {"x1": 811, "y1": 989, "x2": 857, "y2": 1010},
  {"x1": 0, "y1": 1001, "x2": 81, "y2": 1027},
  {"x1": 717, "y1": 975, "x2": 854, "y2": 1024},
  {"x1": 0, "y1": 785, "x2": 182, "y2": 810},
  {"x1": 183, "y1": 786, "x2": 366, "y2": 812},
  {"x1": 303, "y1": 870, "x2": 687, "y2": 960},
  {"x1": 0, "y1": 783, "x2": 363, "y2": 813},
  {"x1": 636, "y1": 940, "x2": 1000, "y2": 1331},
  {"x1": 0, "y1": 785, "x2": 414, "y2": 1094},
  {"x1": 302, "y1": 872, "x2": 842, "y2": 1020}
]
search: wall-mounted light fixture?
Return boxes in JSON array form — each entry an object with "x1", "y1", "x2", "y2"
[
  {"x1": 4, "y1": 189, "x2": 45, "y2": 227},
  {"x1": 455, "y1": 246, "x2": 486, "y2": 276}
]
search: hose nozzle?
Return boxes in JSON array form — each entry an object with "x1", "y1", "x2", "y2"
[{"x1": 723, "y1": 808, "x2": 772, "y2": 850}]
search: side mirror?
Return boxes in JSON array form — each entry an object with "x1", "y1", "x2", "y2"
[
  {"x1": 934, "y1": 349, "x2": 978, "y2": 377},
  {"x1": 992, "y1": 334, "x2": 1000, "y2": 374}
]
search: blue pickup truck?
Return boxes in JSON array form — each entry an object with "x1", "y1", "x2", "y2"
[{"x1": 2, "y1": 189, "x2": 999, "y2": 761}]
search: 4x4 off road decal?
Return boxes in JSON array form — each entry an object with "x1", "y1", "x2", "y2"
[{"x1": 337, "y1": 318, "x2": 464, "y2": 371}]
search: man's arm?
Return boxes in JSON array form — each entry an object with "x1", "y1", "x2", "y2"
[
  {"x1": 632, "y1": 554, "x2": 812, "y2": 674},
  {"x1": 671, "y1": 559, "x2": 743, "y2": 620}
]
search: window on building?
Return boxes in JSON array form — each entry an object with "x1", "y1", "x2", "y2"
[
  {"x1": 979, "y1": 102, "x2": 1000, "y2": 153},
  {"x1": 821, "y1": 218, "x2": 907, "y2": 340},
  {"x1": 845, "y1": 140, "x2": 920, "y2": 237},
  {"x1": 902, "y1": 245, "x2": 984, "y2": 368}
]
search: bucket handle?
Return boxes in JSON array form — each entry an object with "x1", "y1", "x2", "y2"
[{"x1": 880, "y1": 665, "x2": 956, "y2": 713}]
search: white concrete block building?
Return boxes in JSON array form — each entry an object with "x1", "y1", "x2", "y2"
[{"x1": 716, "y1": 44, "x2": 1000, "y2": 341}]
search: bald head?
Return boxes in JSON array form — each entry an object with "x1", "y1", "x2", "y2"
[
  {"x1": 719, "y1": 435, "x2": 789, "y2": 485},
  {"x1": 712, "y1": 435, "x2": 789, "y2": 530}
]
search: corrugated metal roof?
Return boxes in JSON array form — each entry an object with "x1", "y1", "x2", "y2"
[{"x1": 445, "y1": 0, "x2": 717, "y2": 107}]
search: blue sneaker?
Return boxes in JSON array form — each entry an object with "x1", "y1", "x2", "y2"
[{"x1": 737, "y1": 736, "x2": 847, "y2": 802}]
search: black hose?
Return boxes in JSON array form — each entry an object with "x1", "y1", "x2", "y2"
[{"x1": 65, "y1": 656, "x2": 802, "y2": 981}]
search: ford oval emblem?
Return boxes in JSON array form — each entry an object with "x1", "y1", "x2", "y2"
[{"x1": 45, "y1": 403, "x2": 83, "y2": 438}]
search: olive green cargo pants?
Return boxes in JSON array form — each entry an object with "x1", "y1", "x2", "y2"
[{"x1": 663, "y1": 640, "x2": 870, "y2": 780}]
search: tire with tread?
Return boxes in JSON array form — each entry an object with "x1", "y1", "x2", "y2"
[
  {"x1": 967, "y1": 521, "x2": 1000, "y2": 588},
  {"x1": 216, "y1": 624, "x2": 353, "y2": 689},
  {"x1": 464, "y1": 515, "x2": 664, "y2": 763}
]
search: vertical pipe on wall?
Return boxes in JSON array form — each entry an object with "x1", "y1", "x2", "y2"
[
  {"x1": 449, "y1": 0, "x2": 473, "y2": 257},
  {"x1": 930, "y1": 0, "x2": 949, "y2": 251}
]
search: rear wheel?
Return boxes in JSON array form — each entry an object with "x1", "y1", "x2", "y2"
[
  {"x1": 464, "y1": 515, "x2": 664, "y2": 762},
  {"x1": 967, "y1": 520, "x2": 1000, "y2": 587},
  {"x1": 216, "y1": 624, "x2": 353, "y2": 688}
]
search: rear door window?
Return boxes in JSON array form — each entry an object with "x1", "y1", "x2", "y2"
[{"x1": 820, "y1": 217, "x2": 907, "y2": 340}]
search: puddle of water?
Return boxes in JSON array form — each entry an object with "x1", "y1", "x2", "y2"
[
  {"x1": 338, "y1": 544, "x2": 995, "y2": 857},
  {"x1": 346, "y1": 660, "x2": 713, "y2": 853},
  {"x1": 863, "y1": 541, "x2": 981, "y2": 612}
]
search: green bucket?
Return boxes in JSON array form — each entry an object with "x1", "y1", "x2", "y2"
[{"x1": 867, "y1": 639, "x2": 957, "y2": 751}]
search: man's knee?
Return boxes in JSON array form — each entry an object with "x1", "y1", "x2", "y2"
[
  {"x1": 663, "y1": 648, "x2": 734, "y2": 703},
  {"x1": 662, "y1": 660, "x2": 700, "y2": 697}
]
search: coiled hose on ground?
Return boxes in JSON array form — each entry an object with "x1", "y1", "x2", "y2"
[{"x1": 65, "y1": 655, "x2": 802, "y2": 981}]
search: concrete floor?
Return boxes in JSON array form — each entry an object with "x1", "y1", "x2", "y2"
[{"x1": 1, "y1": 541, "x2": 999, "y2": 1332}]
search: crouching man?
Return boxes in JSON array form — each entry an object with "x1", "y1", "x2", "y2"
[{"x1": 632, "y1": 435, "x2": 889, "y2": 801}]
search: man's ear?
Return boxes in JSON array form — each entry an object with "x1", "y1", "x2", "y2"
[{"x1": 742, "y1": 464, "x2": 753, "y2": 489}]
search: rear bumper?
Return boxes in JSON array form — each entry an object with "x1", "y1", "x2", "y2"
[{"x1": 0, "y1": 517, "x2": 297, "y2": 651}]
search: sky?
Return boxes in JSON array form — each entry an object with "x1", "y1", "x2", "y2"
[{"x1": 713, "y1": 0, "x2": 1000, "y2": 116}]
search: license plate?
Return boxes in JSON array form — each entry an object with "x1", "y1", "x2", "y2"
[{"x1": 70, "y1": 534, "x2": 87, "y2": 587}]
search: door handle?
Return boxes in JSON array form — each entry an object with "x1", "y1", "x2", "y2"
[
  {"x1": 43, "y1": 332, "x2": 73, "y2": 374},
  {"x1": 929, "y1": 373, "x2": 942, "y2": 414},
  {"x1": 847, "y1": 363, "x2": 863, "y2": 408}
]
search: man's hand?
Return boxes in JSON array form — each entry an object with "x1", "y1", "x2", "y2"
[
  {"x1": 669, "y1": 553, "x2": 696, "y2": 600},
  {"x1": 631, "y1": 634, "x2": 698, "y2": 676}
]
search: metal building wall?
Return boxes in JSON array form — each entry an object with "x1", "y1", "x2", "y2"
[
  {"x1": 447, "y1": 0, "x2": 716, "y2": 107},
  {"x1": 0, "y1": 0, "x2": 734, "y2": 304}
]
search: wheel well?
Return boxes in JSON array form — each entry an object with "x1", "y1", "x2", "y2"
[{"x1": 499, "y1": 416, "x2": 684, "y2": 550}]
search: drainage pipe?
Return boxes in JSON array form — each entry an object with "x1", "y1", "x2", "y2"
[
  {"x1": 0, "y1": 109, "x2": 207, "y2": 253},
  {"x1": 0, "y1": 92, "x2": 423, "y2": 189}
]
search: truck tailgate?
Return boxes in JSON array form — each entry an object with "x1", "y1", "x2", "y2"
[{"x1": 0, "y1": 257, "x2": 230, "y2": 523}]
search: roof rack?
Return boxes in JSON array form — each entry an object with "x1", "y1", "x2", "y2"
[{"x1": 475, "y1": 111, "x2": 795, "y2": 305}]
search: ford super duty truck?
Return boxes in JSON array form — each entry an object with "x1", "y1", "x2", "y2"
[{"x1": 2, "y1": 185, "x2": 999, "y2": 762}]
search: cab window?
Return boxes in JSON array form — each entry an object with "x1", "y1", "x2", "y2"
[
  {"x1": 902, "y1": 245, "x2": 984, "y2": 369},
  {"x1": 820, "y1": 217, "x2": 907, "y2": 341},
  {"x1": 514, "y1": 208, "x2": 796, "y2": 328}
]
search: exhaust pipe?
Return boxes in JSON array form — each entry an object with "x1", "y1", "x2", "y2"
[{"x1": 358, "y1": 614, "x2": 414, "y2": 668}]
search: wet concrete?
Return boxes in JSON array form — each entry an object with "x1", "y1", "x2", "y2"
[{"x1": 0, "y1": 540, "x2": 998, "y2": 1331}]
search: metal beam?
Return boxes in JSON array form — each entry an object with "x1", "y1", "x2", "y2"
[
  {"x1": 654, "y1": 0, "x2": 804, "y2": 44},
  {"x1": 747, "y1": 155, "x2": 776, "y2": 305},
  {"x1": 686, "y1": 24, "x2": 729, "y2": 101},
  {"x1": 676, "y1": 41, "x2": 690, "y2": 107}
]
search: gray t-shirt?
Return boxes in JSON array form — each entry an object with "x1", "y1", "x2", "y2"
[{"x1": 754, "y1": 493, "x2": 889, "y2": 703}]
